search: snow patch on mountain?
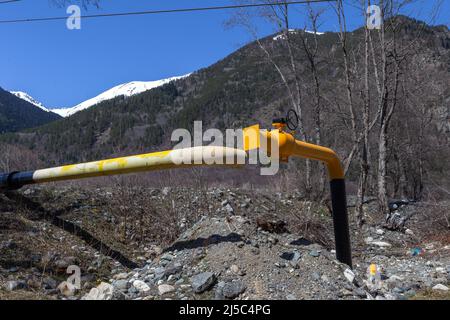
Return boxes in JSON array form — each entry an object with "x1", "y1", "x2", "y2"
[
  {"x1": 10, "y1": 91, "x2": 52, "y2": 113},
  {"x1": 52, "y1": 74, "x2": 190, "y2": 118},
  {"x1": 273, "y1": 29, "x2": 324, "y2": 41}
]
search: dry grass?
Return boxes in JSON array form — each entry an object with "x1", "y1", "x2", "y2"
[
  {"x1": 0, "y1": 290, "x2": 57, "y2": 300},
  {"x1": 411, "y1": 289, "x2": 450, "y2": 300},
  {"x1": 412, "y1": 201, "x2": 450, "y2": 245},
  {"x1": 287, "y1": 200, "x2": 334, "y2": 248}
]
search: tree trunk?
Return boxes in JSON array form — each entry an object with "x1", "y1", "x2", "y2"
[
  {"x1": 356, "y1": 6, "x2": 372, "y2": 226},
  {"x1": 378, "y1": 124, "x2": 389, "y2": 214}
]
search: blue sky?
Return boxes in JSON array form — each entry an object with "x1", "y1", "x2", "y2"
[{"x1": 0, "y1": 0, "x2": 448, "y2": 108}]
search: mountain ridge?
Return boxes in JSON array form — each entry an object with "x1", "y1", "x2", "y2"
[
  {"x1": 11, "y1": 75, "x2": 191, "y2": 119},
  {"x1": 52, "y1": 75, "x2": 190, "y2": 117},
  {"x1": 10, "y1": 91, "x2": 53, "y2": 113},
  {"x1": 0, "y1": 87, "x2": 61, "y2": 134}
]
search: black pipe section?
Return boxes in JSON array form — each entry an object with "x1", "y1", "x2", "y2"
[
  {"x1": 0, "y1": 171, "x2": 34, "y2": 191},
  {"x1": 330, "y1": 179, "x2": 352, "y2": 268}
]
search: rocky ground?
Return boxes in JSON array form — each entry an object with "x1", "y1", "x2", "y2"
[{"x1": 0, "y1": 185, "x2": 449, "y2": 300}]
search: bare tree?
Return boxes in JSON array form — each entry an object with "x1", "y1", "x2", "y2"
[
  {"x1": 228, "y1": 0, "x2": 329, "y2": 194},
  {"x1": 333, "y1": 0, "x2": 372, "y2": 225},
  {"x1": 335, "y1": 0, "x2": 359, "y2": 176},
  {"x1": 297, "y1": 3, "x2": 327, "y2": 197},
  {"x1": 0, "y1": 143, "x2": 43, "y2": 172}
]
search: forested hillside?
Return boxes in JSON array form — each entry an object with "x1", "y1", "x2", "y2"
[{"x1": 0, "y1": 88, "x2": 61, "y2": 133}]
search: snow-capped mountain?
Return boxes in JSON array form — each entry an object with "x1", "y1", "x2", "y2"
[
  {"x1": 10, "y1": 91, "x2": 52, "y2": 113},
  {"x1": 52, "y1": 74, "x2": 189, "y2": 117},
  {"x1": 11, "y1": 74, "x2": 190, "y2": 118}
]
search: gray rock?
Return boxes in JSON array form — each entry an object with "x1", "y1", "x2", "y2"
[
  {"x1": 113, "y1": 280, "x2": 129, "y2": 291},
  {"x1": 160, "y1": 253, "x2": 174, "y2": 261},
  {"x1": 312, "y1": 272, "x2": 321, "y2": 281},
  {"x1": 286, "y1": 294, "x2": 297, "y2": 300},
  {"x1": 290, "y1": 251, "x2": 302, "y2": 268},
  {"x1": 6, "y1": 280, "x2": 27, "y2": 291},
  {"x1": 340, "y1": 289, "x2": 353, "y2": 297},
  {"x1": 159, "y1": 259, "x2": 170, "y2": 267},
  {"x1": 167, "y1": 274, "x2": 178, "y2": 283},
  {"x1": 392, "y1": 287, "x2": 405, "y2": 294},
  {"x1": 128, "y1": 286, "x2": 138, "y2": 295},
  {"x1": 164, "y1": 263, "x2": 183, "y2": 278},
  {"x1": 432, "y1": 284, "x2": 449, "y2": 291},
  {"x1": 113, "y1": 272, "x2": 129, "y2": 280},
  {"x1": 215, "y1": 281, "x2": 226, "y2": 299},
  {"x1": 241, "y1": 202, "x2": 249, "y2": 209},
  {"x1": 191, "y1": 272, "x2": 216, "y2": 293},
  {"x1": 225, "y1": 204, "x2": 234, "y2": 214},
  {"x1": 230, "y1": 265, "x2": 240, "y2": 274},
  {"x1": 154, "y1": 267, "x2": 166, "y2": 280},
  {"x1": 309, "y1": 250, "x2": 320, "y2": 257},
  {"x1": 158, "y1": 284, "x2": 175, "y2": 295},
  {"x1": 222, "y1": 281, "x2": 246, "y2": 299},
  {"x1": 42, "y1": 277, "x2": 58, "y2": 290},
  {"x1": 369, "y1": 241, "x2": 392, "y2": 248},
  {"x1": 353, "y1": 288, "x2": 367, "y2": 298},
  {"x1": 405, "y1": 289, "x2": 416, "y2": 297},
  {"x1": 133, "y1": 280, "x2": 151, "y2": 293}
]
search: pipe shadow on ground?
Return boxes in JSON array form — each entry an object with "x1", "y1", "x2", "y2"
[
  {"x1": 4, "y1": 191, "x2": 139, "y2": 269},
  {"x1": 163, "y1": 233, "x2": 243, "y2": 253}
]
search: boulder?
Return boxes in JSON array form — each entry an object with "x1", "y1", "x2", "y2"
[
  {"x1": 191, "y1": 272, "x2": 216, "y2": 293},
  {"x1": 132, "y1": 280, "x2": 151, "y2": 293},
  {"x1": 222, "y1": 281, "x2": 246, "y2": 299},
  {"x1": 112, "y1": 280, "x2": 129, "y2": 291}
]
